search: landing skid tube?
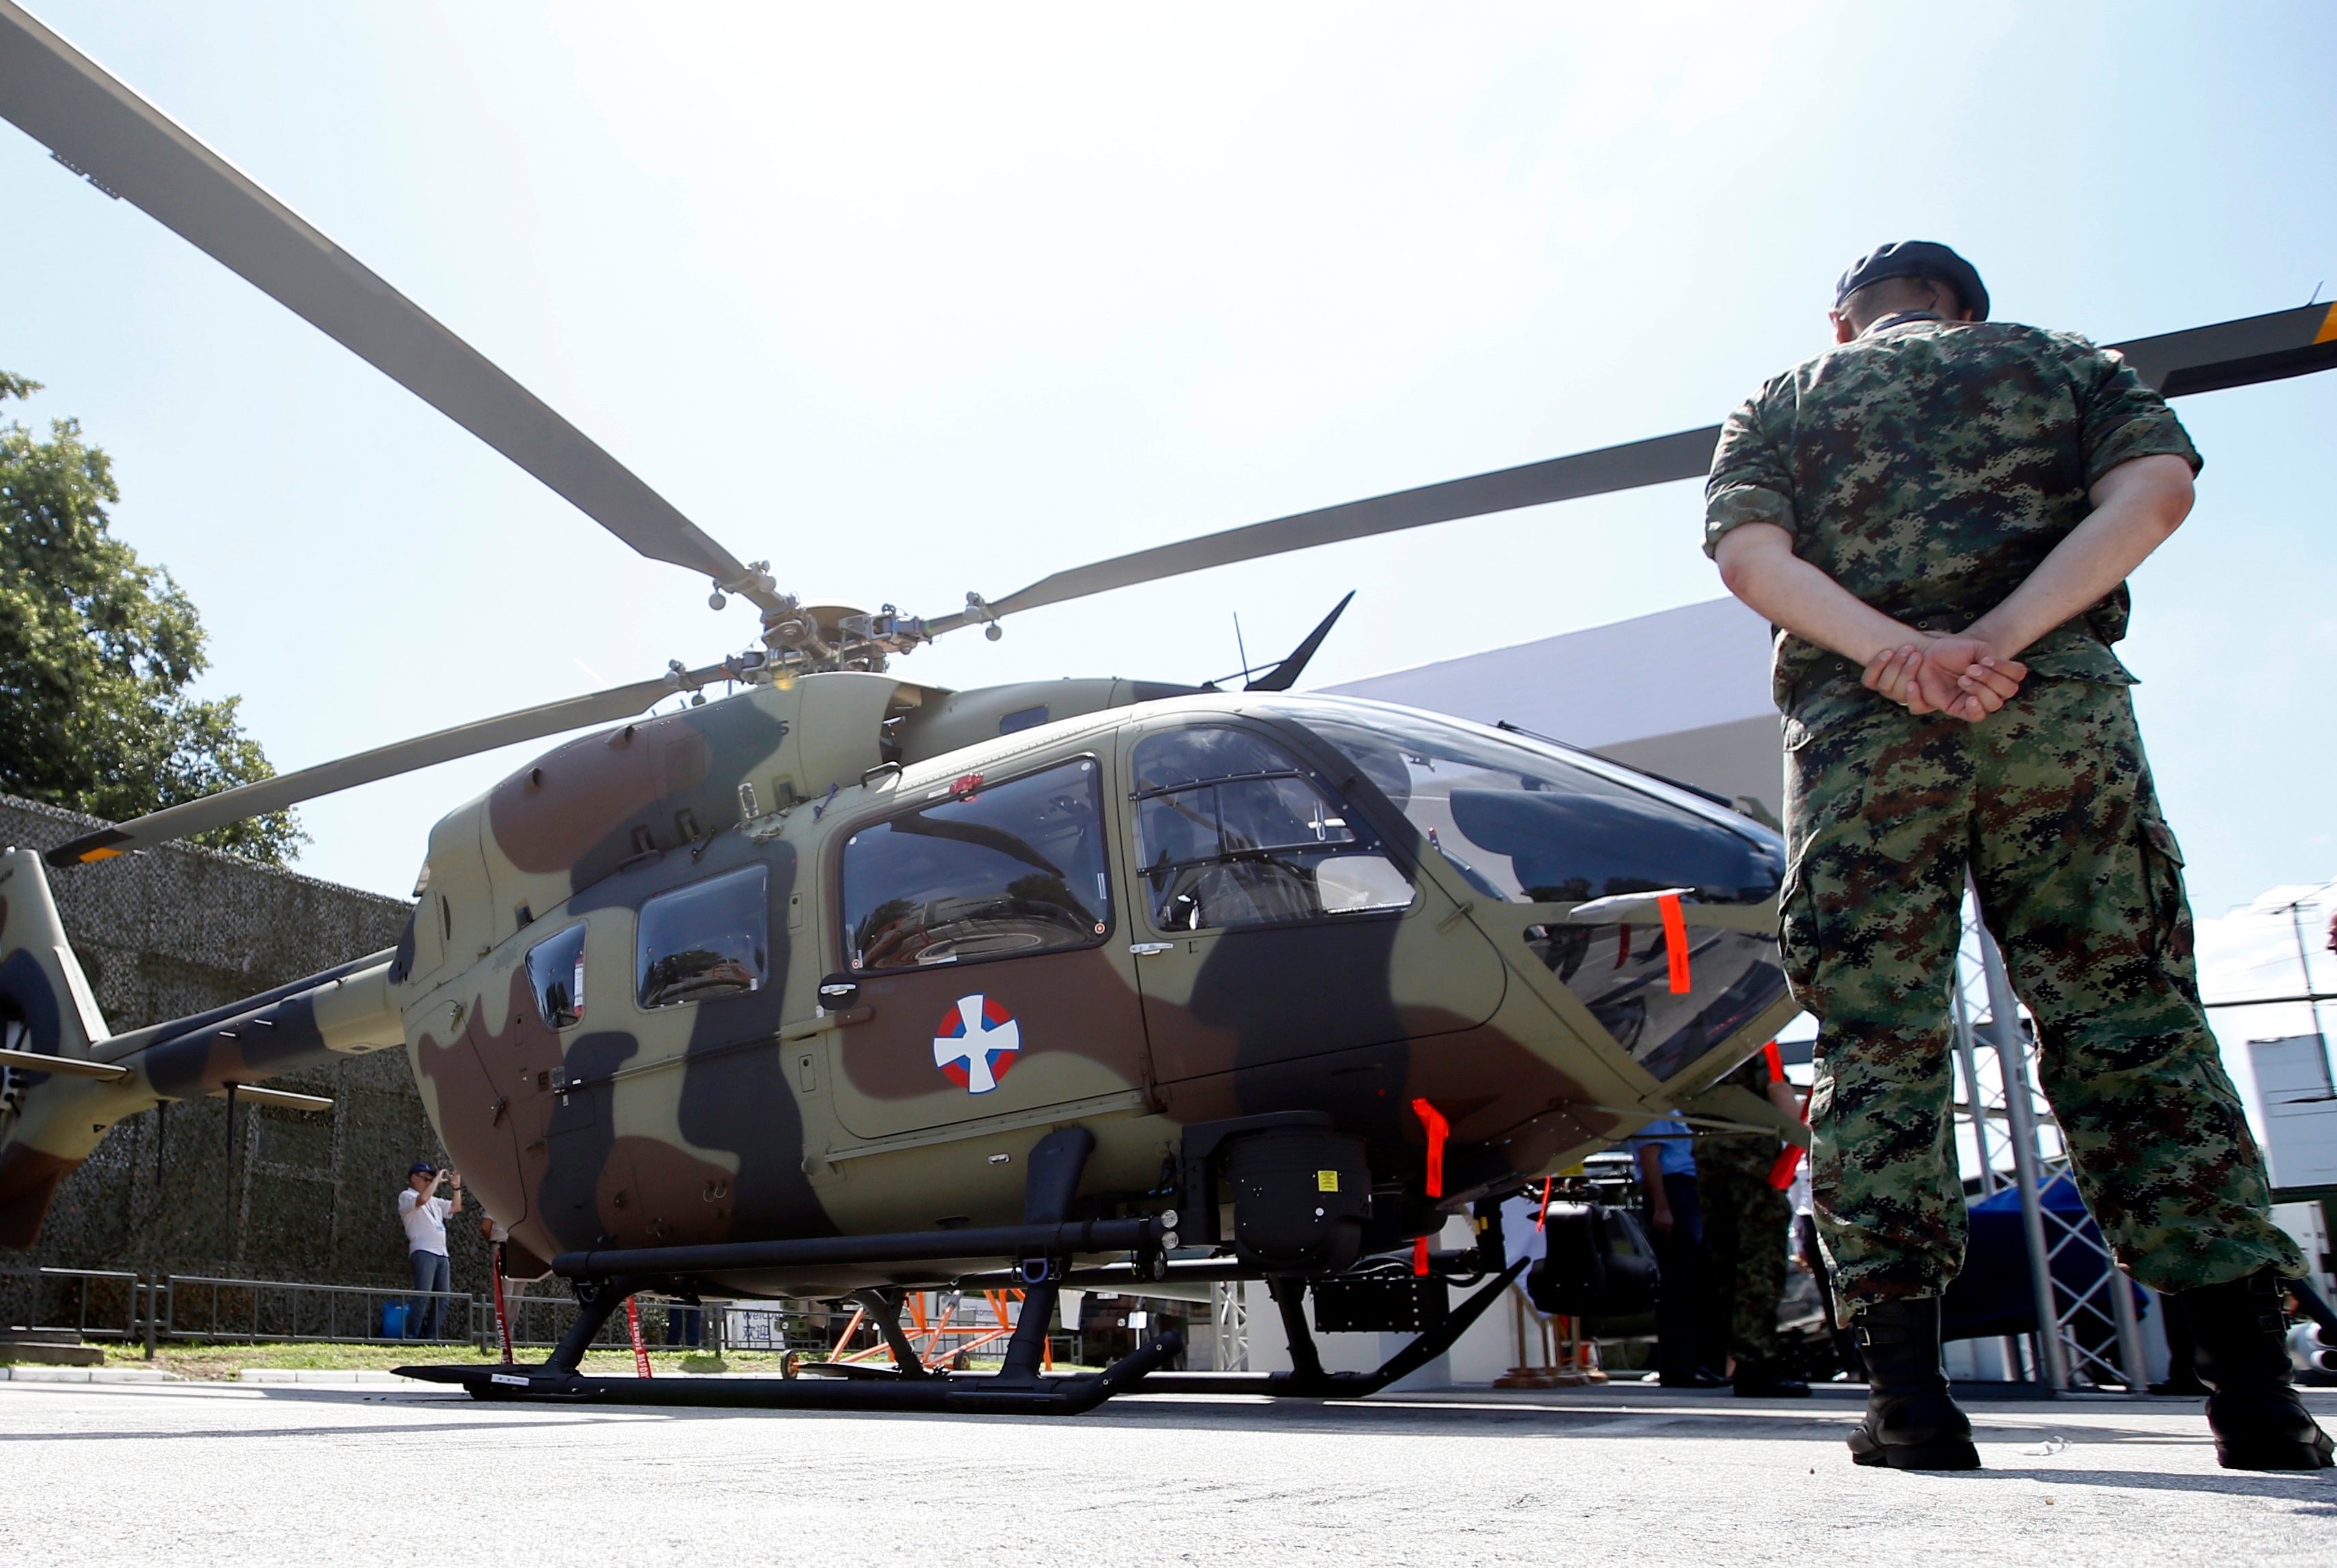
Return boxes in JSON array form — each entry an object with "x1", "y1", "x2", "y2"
[
  {"x1": 399, "y1": 1122, "x2": 1525, "y2": 1415},
  {"x1": 398, "y1": 1259, "x2": 1518, "y2": 1412},
  {"x1": 398, "y1": 1333, "x2": 1187, "y2": 1414},
  {"x1": 401, "y1": 1127, "x2": 1190, "y2": 1414},
  {"x1": 1132, "y1": 1258, "x2": 1528, "y2": 1399}
]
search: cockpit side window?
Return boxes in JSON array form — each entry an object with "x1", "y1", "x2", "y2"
[
  {"x1": 525, "y1": 923, "x2": 587, "y2": 1029},
  {"x1": 1131, "y1": 727, "x2": 1414, "y2": 933},
  {"x1": 841, "y1": 758, "x2": 1111, "y2": 973},
  {"x1": 636, "y1": 865, "x2": 769, "y2": 1009}
]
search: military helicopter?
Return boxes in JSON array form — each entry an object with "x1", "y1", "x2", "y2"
[{"x1": 1, "y1": 3, "x2": 2332, "y2": 1414}]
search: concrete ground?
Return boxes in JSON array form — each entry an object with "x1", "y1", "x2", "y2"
[{"x1": 2, "y1": 1378, "x2": 2332, "y2": 1565}]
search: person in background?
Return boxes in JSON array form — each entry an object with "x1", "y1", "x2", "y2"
[
  {"x1": 1696, "y1": 1048, "x2": 1811, "y2": 1398},
  {"x1": 397, "y1": 1161, "x2": 461, "y2": 1339},
  {"x1": 1790, "y1": 1161, "x2": 1857, "y2": 1378},
  {"x1": 1629, "y1": 1113, "x2": 1719, "y2": 1387}
]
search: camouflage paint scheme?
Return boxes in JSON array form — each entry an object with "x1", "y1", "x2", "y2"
[
  {"x1": 0, "y1": 673, "x2": 1801, "y2": 1290},
  {"x1": 0, "y1": 848, "x2": 405, "y2": 1245}
]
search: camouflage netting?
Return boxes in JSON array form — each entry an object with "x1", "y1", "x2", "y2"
[{"x1": 0, "y1": 796, "x2": 493, "y2": 1294}]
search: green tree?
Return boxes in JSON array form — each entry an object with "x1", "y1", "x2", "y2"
[{"x1": 0, "y1": 373, "x2": 302, "y2": 864}]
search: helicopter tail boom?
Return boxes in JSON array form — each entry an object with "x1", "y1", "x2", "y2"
[
  {"x1": 0, "y1": 847, "x2": 406, "y2": 1248},
  {"x1": 0, "y1": 845, "x2": 123, "y2": 1245}
]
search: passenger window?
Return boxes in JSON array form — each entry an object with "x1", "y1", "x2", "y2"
[
  {"x1": 637, "y1": 865, "x2": 769, "y2": 1009},
  {"x1": 525, "y1": 924, "x2": 587, "y2": 1029},
  {"x1": 842, "y1": 758, "x2": 1111, "y2": 972},
  {"x1": 1131, "y1": 727, "x2": 1413, "y2": 933}
]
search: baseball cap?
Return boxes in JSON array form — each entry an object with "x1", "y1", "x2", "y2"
[{"x1": 408, "y1": 1161, "x2": 435, "y2": 1176}]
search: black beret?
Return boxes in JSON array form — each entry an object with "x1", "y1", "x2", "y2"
[{"x1": 1833, "y1": 241, "x2": 1989, "y2": 322}]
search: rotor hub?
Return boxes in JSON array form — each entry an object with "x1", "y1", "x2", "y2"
[{"x1": 751, "y1": 594, "x2": 930, "y2": 676}]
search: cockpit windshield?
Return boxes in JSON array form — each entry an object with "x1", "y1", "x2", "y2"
[
  {"x1": 1263, "y1": 697, "x2": 1791, "y2": 1084},
  {"x1": 1266, "y1": 698, "x2": 1783, "y2": 907}
]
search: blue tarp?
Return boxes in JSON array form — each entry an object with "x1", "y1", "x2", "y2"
[{"x1": 1941, "y1": 1173, "x2": 2148, "y2": 1342}]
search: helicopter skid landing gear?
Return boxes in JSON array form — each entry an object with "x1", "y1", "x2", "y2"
[
  {"x1": 399, "y1": 1324, "x2": 1187, "y2": 1413},
  {"x1": 397, "y1": 1126, "x2": 1189, "y2": 1413},
  {"x1": 1129, "y1": 1258, "x2": 1528, "y2": 1400}
]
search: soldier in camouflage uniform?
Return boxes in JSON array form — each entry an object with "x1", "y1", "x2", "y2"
[
  {"x1": 1694, "y1": 1050, "x2": 1807, "y2": 1397},
  {"x1": 1705, "y1": 240, "x2": 2330, "y2": 1472}
]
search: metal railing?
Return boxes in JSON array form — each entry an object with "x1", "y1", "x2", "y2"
[
  {"x1": 162, "y1": 1275, "x2": 472, "y2": 1346},
  {"x1": 0, "y1": 1266, "x2": 143, "y2": 1343},
  {"x1": 497, "y1": 1289, "x2": 698, "y2": 1352},
  {"x1": 0, "y1": 1270, "x2": 683, "y2": 1358},
  {"x1": 1, "y1": 1273, "x2": 1002, "y2": 1367}
]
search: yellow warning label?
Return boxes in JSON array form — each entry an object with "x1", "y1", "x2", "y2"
[{"x1": 1316, "y1": 1170, "x2": 1339, "y2": 1192}]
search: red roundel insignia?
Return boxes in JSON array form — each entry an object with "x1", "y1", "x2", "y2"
[{"x1": 933, "y1": 994, "x2": 1021, "y2": 1094}]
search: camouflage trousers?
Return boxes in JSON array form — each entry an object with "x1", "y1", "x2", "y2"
[
  {"x1": 1780, "y1": 676, "x2": 2300, "y2": 1307},
  {"x1": 1696, "y1": 1142, "x2": 1792, "y2": 1366}
]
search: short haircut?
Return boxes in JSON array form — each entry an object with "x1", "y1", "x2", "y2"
[{"x1": 1839, "y1": 274, "x2": 1964, "y2": 332}]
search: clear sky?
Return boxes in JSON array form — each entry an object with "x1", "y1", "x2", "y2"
[{"x1": 4, "y1": 1, "x2": 2332, "y2": 949}]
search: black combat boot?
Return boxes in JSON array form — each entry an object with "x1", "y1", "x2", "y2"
[
  {"x1": 1845, "y1": 1297, "x2": 1979, "y2": 1470},
  {"x1": 2179, "y1": 1268, "x2": 2334, "y2": 1471}
]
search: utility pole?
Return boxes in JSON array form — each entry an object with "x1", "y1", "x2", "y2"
[{"x1": 2280, "y1": 898, "x2": 2333, "y2": 1086}]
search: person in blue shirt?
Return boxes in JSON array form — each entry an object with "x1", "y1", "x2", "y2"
[{"x1": 1629, "y1": 1115, "x2": 1721, "y2": 1387}]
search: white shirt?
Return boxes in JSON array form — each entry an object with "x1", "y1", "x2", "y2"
[{"x1": 398, "y1": 1189, "x2": 452, "y2": 1255}]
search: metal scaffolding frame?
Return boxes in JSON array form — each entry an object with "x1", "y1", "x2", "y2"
[
  {"x1": 1951, "y1": 887, "x2": 2150, "y2": 1395},
  {"x1": 1211, "y1": 1282, "x2": 1250, "y2": 1373}
]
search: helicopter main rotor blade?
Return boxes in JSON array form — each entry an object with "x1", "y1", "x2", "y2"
[
  {"x1": 43, "y1": 668, "x2": 722, "y2": 868},
  {"x1": 924, "y1": 426, "x2": 1717, "y2": 635},
  {"x1": 932, "y1": 301, "x2": 2337, "y2": 635},
  {"x1": 0, "y1": 2, "x2": 770, "y2": 601},
  {"x1": 2107, "y1": 300, "x2": 2337, "y2": 398}
]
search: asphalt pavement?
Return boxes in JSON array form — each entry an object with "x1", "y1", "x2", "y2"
[{"x1": 3, "y1": 1377, "x2": 2332, "y2": 1565}]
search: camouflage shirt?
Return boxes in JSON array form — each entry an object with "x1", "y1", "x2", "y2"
[
  {"x1": 1697, "y1": 1051, "x2": 1788, "y2": 1172},
  {"x1": 1702, "y1": 311, "x2": 2202, "y2": 721}
]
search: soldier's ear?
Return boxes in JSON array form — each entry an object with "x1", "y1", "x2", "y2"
[{"x1": 1829, "y1": 310, "x2": 1857, "y2": 345}]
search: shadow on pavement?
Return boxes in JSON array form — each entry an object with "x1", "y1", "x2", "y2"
[{"x1": 1956, "y1": 1464, "x2": 2337, "y2": 1502}]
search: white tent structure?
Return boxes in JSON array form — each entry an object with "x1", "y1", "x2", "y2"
[{"x1": 1316, "y1": 596, "x2": 1785, "y2": 819}]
